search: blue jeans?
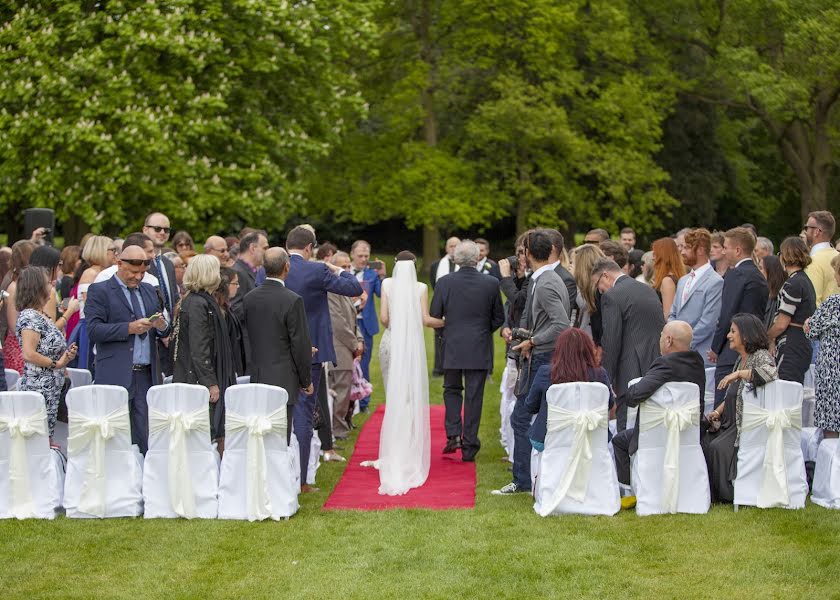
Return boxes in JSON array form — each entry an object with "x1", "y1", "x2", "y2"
[
  {"x1": 294, "y1": 363, "x2": 323, "y2": 485},
  {"x1": 358, "y1": 331, "x2": 374, "y2": 410},
  {"x1": 511, "y1": 350, "x2": 552, "y2": 489}
]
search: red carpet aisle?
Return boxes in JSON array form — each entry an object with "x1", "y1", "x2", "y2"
[{"x1": 323, "y1": 405, "x2": 476, "y2": 510}]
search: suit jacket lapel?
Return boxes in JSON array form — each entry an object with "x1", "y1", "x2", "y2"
[{"x1": 108, "y1": 276, "x2": 133, "y2": 313}]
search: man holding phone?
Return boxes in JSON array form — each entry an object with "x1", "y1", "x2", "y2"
[
  {"x1": 350, "y1": 240, "x2": 386, "y2": 412},
  {"x1": 86, "y1": 245, "x2": 170, "y2": 454}
]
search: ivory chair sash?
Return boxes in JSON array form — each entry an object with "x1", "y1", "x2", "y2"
[
  {"x1": 64, "y1": 385, "x2": 142, "y2": 518},
  {"x1": 0, "y1": 392, "x2": 62, "y2": 519},
  {"x1": 734, "y1": 380, "x2": 806, "y2": 509},
  {"x1": 218, "y1": 384, "x2": 298, "y2": 520},
  {"x1": 631, "y1": 381, "x2": 710, "y2": 515},
  {"x1": 143, "y1": 384, "x2": 218, "y2": 519},
  {"x1": 533, "y1": 382, "x2": 619, "y2": 517}
]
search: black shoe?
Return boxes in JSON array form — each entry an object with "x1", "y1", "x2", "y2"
[
  {"x1": 442, "y1": 436, "x2": 462, "y2": 454},
  {"x1": 462, "y1": 454, "x2": 476, "y2": 462}
]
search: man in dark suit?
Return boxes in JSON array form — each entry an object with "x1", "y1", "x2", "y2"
[
  {"x1": 284, "y1": 226, "x2": 363, "y2": 491},
  {"x1": 350, "y1": 239, "x2": 386, "y2": 412},
  {"x1": 230, "y1": 231, "x2": 269, "y2": 372},
  {"x1": 709, "y1": 227, "x2": 768, "y2": 402},
  {"x1": 430, "y1": 236, "x2": 461, "y2": 376},
  {"x1": 430, "y1": 240, "x2": 505, "y2": 461},
  {"x1": 475, "y1": 238, "x2": 502, "y2": 279},
  {"x1": 611, "y1": 321, "x2": 706, "y2": 485},
  {"x1": 86, "y1": 245, "x2": 169, "y2": 454},
  {"x1": 143, "y1": 212, "x2": 180, "y2": 376},
  {"x1": 592, "y1": 257, "x2": 665, "y2": 430},
  {"x1": 244, "y1": 248, "x2": 314, "y2": 461}
]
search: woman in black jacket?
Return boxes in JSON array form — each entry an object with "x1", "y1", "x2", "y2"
[
  {"x1": 172, "y1": 254, "x2": 235, "y2": 454},
  {"x1": 214, "y1": 266, "x2": 246, "y2": 377}
]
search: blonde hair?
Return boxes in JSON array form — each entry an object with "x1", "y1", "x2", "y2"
[
  {"x1": 832, "y1": 253, "x2": 840, "y2": 277},
  {"x1": 82, "y1": 235, "x2": 113, "y2": 267},
  {"x1": 183, "y1": 254, "x2": 221, "y2": 293},
  {"x1": 574, "y1": 244, "x2": 605, "y2": 312}
]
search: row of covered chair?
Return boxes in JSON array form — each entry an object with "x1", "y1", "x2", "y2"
[
  {"x1": 0, "y1": 383, "x2": 300, "y2": 521},
  {"x1": 531, "y1": 378, "x2": 839, "y2": 517}
]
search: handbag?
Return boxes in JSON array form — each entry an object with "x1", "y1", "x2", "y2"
[{"x1": 348, "y1": 359, "x2": 373, "y2": 403}]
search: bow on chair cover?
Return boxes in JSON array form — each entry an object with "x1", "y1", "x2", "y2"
[
  {"x1": 639, "y1": 402, "x2": 699, "y2": 513},
  {"x1": 67, "y1": 406, "x2": 131, "y2": 517},
  {"x1": 225, "y1": 408, "x2": 287, "y2": 521},
  {"x1": 740, "y1": 403, "x2": 801, "y2": 508},
  {"x1": 0, "y1": 406, "x2": 48, "y2": 519},
  {"x1": 539, "y1": 403, "x2": 607, "y2": 516},
  {"x1": 148, "y1": 407, "x2": 210, "y2": 519}
]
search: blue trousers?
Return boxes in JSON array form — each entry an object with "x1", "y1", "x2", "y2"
[
  {"x1": 129, "y1": 367, "x2": 153, "y2": 455},
  {"x1": 359, "y1": 331, "x2": 374, "y2": 410},
  {"x1": 511, "y1": 351, "x2": 552, "y2": 489},
  {"x1": 294, "y1": 363, "x2": 323, "y2": 485}
]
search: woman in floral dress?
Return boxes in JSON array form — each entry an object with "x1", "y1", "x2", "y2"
[{"x1": 806, "y1": 254, "x2": 840, "y2": 438}]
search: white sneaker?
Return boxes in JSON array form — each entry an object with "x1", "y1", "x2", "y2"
[{"x1": 490, "y1": 482, "x2": 525, "y2": 495}]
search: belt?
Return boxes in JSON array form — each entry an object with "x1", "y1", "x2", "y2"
[{"x1": 132, "y1": 364, "x2": 151, "y2": 371}]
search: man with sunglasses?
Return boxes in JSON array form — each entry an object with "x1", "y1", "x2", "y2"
[
  {"x1": 86, "y1": 245, "x2": 170, "y2": 454},
  {"x1": 204, "y1": 235, "x2": 231, "y2": 266},
  {"x1": 143, "y1": 212, "x2": 180, "y2": 375},
  {"x1": 804, "y1": 211, "x2": 840, "y2": 306},
  {"x1": 94, "y1": 233, "x2": 160, "y2": 287}
]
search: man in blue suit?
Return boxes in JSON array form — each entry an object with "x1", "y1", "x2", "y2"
[
  {"x1": 350, "y1": 240, "x2": 386, "y2": 412},
  {"x1": 668, "y1": 228, "x2": 724, "y2": 367},
  {"x1": 285, "y1": 226, "x2": 363, "y2": 491},
  {"x1": 86, "y1": 245, "x2": 170, "y2": 454}
]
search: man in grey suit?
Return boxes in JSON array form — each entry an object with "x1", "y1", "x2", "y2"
[
  {"x1": 592, "y1": 258, "x2": 665, "y2": 431},
  {"x1": 493, "y1": 231, "x2": 571, "y2": 495},
  {"x1": 668, "y1": 228, "x2": 723, "y2": 366}
]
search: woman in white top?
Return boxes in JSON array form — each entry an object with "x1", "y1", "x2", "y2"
[{"x1": 73, "y1": 236, "x2": 114, "y2": 369}]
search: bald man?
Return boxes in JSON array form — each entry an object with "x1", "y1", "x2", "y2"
[
  {"x1": 204, "y1": 235, "x2": 230, "y2": 265},
  {"x1": 611, "y1": 320, "x2": 707, "y2": 487}
]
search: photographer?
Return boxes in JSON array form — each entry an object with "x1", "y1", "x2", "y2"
[{"x1": 492, "y1": 230, "x2": 571, "y2": 495}]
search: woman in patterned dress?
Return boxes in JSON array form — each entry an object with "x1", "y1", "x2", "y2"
[
  {"x1": 805, "y1": 254, "x2": 840, "y2": 438},
  {"x1": 2, "y1": 240, "x2": 36, "y2": 374},
  {"x1": 15, "y1": 267, "x2": 77, "y2": 444}
]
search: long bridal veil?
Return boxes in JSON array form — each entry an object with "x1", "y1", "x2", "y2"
[{"x1": 376, "y1": 260, "x2": 431, "y2": 495}]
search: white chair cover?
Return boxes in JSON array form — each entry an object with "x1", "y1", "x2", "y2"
[
  {"x1": 704, "y1": 367, "x2": 717, "y2": 415},
  {"x1": 63, "y1": 385, "x2": 143, "y2": 518},
  {"x1": 734, "y1": 380, "x2": 807, "y2": 509},
  {"x1": 308, "y1": 434, "x2": 321, "y2": 485},
  {"x1": 4, "y1": 369, "x2": 20, "y2": 391},
  {"x1": 802, "y1": 388, "x2": 816, "y2": 428},
  {"x1": 162, "y1": 375, "x2": 173, "y2": 385},
  {"x1": 218, "y1": 384, "x2": 298, "y2": 520},
  {"x1": 289, "y1": 433, "x2": 301, "y2": 491},
  {"x1": 0, "y1": 391, "x2": 63, "y2": 519},
  {"x1": 499, "y1": 358, "x2": 517, "y2": 462},
  {"x1": 800, "y1": 427, "x2": 823, "y2": 463},
  {"x1": 811, "y1": 438, "x2": 840, "y2": 510},
  {"x1": 533, "y1": 382, "x2": 619, "y2": 517},
  {"x1": 66, "y1": 368, "x2": 93, "y2": 389},
  {"x1": 236, "y1": 376, "x2": 251, "y2": 385},
  {"x1": 143, "y1": 384, "x2": 218, "y2": 519},
  {"x1": 631, "y1": 381, "x2": 710, "y2": 515}
]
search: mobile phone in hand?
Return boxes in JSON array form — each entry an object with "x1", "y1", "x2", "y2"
[
  {"x1": 369, "y1": 260, "x2": 383, "y2": 270},
  {"x1": 148, "y1": 312, "x2": 163, "y2": 322}
]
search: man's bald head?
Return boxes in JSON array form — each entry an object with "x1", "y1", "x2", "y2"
[
  {"x1": 119, "y1": 245, "x2": 147, "y2": 261},
  {"x1": 660, "y1": 320, "x2": 693, "y2": 355},
  {"x1": 116, "y1": 245, "x2": 148, "y2": 288},
  {"x1": 263, "y1": 247, "x2": 290, "y2": 279}
]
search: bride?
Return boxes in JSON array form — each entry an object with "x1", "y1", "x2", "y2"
[{"x1": 363, "y1": 251, "x2": 443, "y2": 495}]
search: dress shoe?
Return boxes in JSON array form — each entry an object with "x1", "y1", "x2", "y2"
[
  {"x1": 300, "y1": 484, "x2": 320, "y2": 494},
  {"x1": 323, "y1": 451, "x2": 346, "y2": 463},
  {"x1": 442, "y1": 436, "x2": 462, "y2": 454},
  {"x1": 462, "y1": 454, "x2": 476, "y2": 462}
]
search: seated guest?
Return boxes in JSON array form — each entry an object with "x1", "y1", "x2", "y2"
[
  {"x1": 524, "y1": 328, "x2": 613, "y2": 452},
  {"x1": 706, "y1": 313, "x2": 777, "y2": 503},
  {"x1": 611, "y1": 321, "x2": 706, "y2": 488},
  {"x1": 172, "y1": 255, "x2": 236, "y2": 455},
  {"x1": 768, "y1": 237, "x2": 816, "y2": 384}
]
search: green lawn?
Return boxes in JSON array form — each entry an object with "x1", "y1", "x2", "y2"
[{"x1": 1, "y1": 327, "x2": 838, "y2": 599}]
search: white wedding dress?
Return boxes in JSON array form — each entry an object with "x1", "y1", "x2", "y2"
[{"x1": 364, "y1": 261, "x2": 431, "y2": 496}]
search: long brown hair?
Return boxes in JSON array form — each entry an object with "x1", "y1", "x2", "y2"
[
  {"x1": 550, "y1": 328, "x2": 599, "y2": 384},
  {"x1": 652, "y1": 238, "x2": 685, "y2": 291}
]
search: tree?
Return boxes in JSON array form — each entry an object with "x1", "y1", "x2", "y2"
[{"x1": 0, "y1": 0, "x2": 378, "y2": 241}]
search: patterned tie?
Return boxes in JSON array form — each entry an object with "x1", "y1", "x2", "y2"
[
  {"x1": 129, "y1": 288, "x2": 148, "y2": 340},
  {"x1": 156, "y1": 255, "x2": 172, "y2": 317}
]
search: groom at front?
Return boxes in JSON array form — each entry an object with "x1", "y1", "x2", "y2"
[{"x1": 430, "y1": 240, "x2": 505, "y2": 461}]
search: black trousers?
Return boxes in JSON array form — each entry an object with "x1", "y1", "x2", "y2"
[
  {"x1": 128, "y1": 367, "x2": 153, "y2": 455},
  {"x1": 433, "y1": 330, "x2": 445, "y2": 375},
  {"x1": 443, "y1": 369, "x2": 487, "y2": 459},
  {"x1": 315, "y1": 367, "x2": 333, "y2": 452},
  {"x1": 612, "y1": 428, "x2": 635, "y2": 486}
]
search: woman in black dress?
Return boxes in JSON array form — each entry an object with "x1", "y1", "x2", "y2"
[
  {"x1": 706, "y1": 314, "x2": 778, "y2": 503},
  {"x1": 767, "y1": 237, "x2": 816, "y2": 384},
  {"x1": 759, "y1": 254, "x2": 786, "y2": 330}
]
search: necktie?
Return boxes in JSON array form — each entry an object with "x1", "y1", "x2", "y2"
[
  {"x1": 156, "y1": 255, "x2": 172, "y2": 317},
  {"x1": 129, "y1": 288, "x2": 148, "y2": 340},
  {"x1": 682, "y1": 271, "x2": 695, "y2": 304}
]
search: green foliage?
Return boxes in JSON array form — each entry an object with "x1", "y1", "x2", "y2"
[{"x1": 0, "y1": 0, "x2": 378, "y2": 236}]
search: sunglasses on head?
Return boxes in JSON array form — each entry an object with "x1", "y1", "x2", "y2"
[
  {"x1": 146, "y1": 225, "x2": 171, "y2": 234},
  {"x1": 121, "y1": 258, "x2": 151, "y2": 267}
]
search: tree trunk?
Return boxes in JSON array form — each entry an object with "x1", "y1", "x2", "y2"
[
  {"x1": 416, "y1": 0, "x2": 439, "y2": 268},
  {"x1": 422, "y1": 223, "x2": 439, "y2": 273}
]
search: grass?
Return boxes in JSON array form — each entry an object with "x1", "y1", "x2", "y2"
[{"x1": 2, "y1": 309, "x2": 838, "y2": 599}]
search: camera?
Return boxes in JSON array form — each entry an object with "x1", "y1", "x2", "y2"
[
  {"x1": 506, "y1": 255, "x2": 519, "y2": 273},
  {"x1": 510, "y1": 327, "x2": 533, "y2": 343}
]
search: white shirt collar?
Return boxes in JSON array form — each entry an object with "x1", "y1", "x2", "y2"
[
  {"x1": 810, "y1": 241, "x2": 831, "y2": 256},
  {"x1": 613, "y1": 273, "x2": 626, "y2": 286},
  {"x1": 531, "y1": 262, "x2": 556, "y2": 281},
  {"x1": 735, "y1": 257, "x2": 752, "y2": 268},
  {"x1": 265, "y1": 277, "x2": 285, "y2": 286},
  {"x1": 288, "y1": 251, "x2": 306, "y2": 259},
  {"x1": 692, "y1": 261, "x2": 712, "y2": 278}
]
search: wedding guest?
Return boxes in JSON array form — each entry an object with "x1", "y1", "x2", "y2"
[
  {"x1": 544, "y1": 229, "x2": 578, "y2": 321},
  {"x1": 74, "y1": 235, "x2": 115, "y2": 370},
  {"x1": 755, "y1": 237, "x2": 774, "y2": 259},
  {"x1": 0, "y1": 247, "x2": 10, "y2": 287},
  {"x1": 805, "y1": 254, "x2": 840, "y2": 439},
  {"x1": 475, "y1": 238, "x2": 501, "y2": 278},
  {"x1": 620, "y1": 227, "x2": 636, "y2": 252},
  {"x1": 315, "y1": 242, "x2": 337, "y2": 261},
  {"x1": 592, "y1": 240, "x2": 630, "y2": 345},
  {"x1": 3, "y1": 240, "x2": 36, "y2": 373},
  {"x1": 350, "y1": 239, "x2": 385, "y2": 412},
  {"x1": 572, "y1": 244, "x2": 605, "y2": 336},
  {"x1": 524, "y1": 328, "x2": 613, "y2": 452},
  {"x1": 16, "y1": 267, "x2": 78, "y2": 444},
  {"x1": 94, "y1": 233, "x2": 160, "y2": 287},
  {"x1": 171, "y1": 230, "x2": 195, "y2": 254},
  {"x1": 675, "y1": 227, "x2": 691, "y2": 253},
  {"x1": 584, "y1": 229, "x2": 610, "y2": 244},
  {"x1": 30, "y1": 246, "x2": 80, "y2": 333},
  {"x1": 179, "y1": 249, "x2": 197, "y2": 266},
  {"x1": 652, "y1": 237, "x2": 686, "y2": 320},
  {"x1": 230, "y1": 231, "x2": 269, "y2": 368},
  {"x1": 706, "y1": 313, "x2": 777, "y2": 503},
  {"x1": 759, "y1": 254, "x2": 786, "y2": 330},
  {"x1": 143, "y1": 212, "x2": 180, "y2": 375},
  {"x1": 637, "y1": 251, "x2": 654, "y2": 284},
  {"x1": 804, "y1": 210, "x2": 840, "y2": 305},
  {"x1": 172, "y1": 255, "x2": 235, "y2": 454},
  {"x1": 768, "y1": 237, "x2": 816, "y2": 384},
  {"x1": 710, "y1": 231, "x2": 730, "y2": 277},
  {"x1": 58, "y1": 245, "x2": 81, "y2": 300},
  {"x1": 430, "y1": 236, "x2": 460, "y2": 377},
  {"x1": 213, "y1": 267, "x2": 246, "y2": 377},
  {"x1": 167, "y1": 253, "x2": 187, "y2": 296},
  {"x1": 203, "y1": 236, "x2": 230, "y2": 265}
]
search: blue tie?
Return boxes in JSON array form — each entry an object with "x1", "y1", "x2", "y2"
[
  {"x1": 156, "y1": 255, "x2": 172, "y2": 317},
  {"x1": 129, "y1": 288, "x2": 148, "y2": 340}
]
